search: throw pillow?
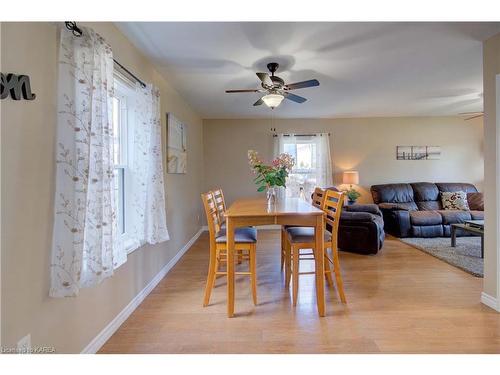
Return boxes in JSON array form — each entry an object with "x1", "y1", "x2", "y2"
[
  {"x1": 467, "y1": 192, "x2": 484, "y2": 211},
  {"x1": 441, "y1": 191, "x2": 470, "y2": 210}
]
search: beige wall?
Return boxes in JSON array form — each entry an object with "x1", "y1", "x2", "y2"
[
  {"x1": 0, "y1": 22, "x2": 204, "y2": 352},
  {"x1": 483, "y1": 32, "x2": 500, "y2": 301},
  {"x1": 203, "y1": 117, "x2": 483, "y2": 206}
]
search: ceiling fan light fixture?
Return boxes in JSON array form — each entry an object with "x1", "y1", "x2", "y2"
[{"x1": 262, "y1": 93, "x2": 284, "y2": 109}]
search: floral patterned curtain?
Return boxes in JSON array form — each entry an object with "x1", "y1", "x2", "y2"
[
  {"x1": 130, "y1": 84, "x2": 170, "y2": 246},
  {"x1": 50, "y1": 27, "x2": 119, "y2": 297}
]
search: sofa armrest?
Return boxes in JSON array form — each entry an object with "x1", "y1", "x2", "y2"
[
  {"x1": 345, "y1": 204, "x2": 381, "y2": 216},
  {"x1": 340, "y1": 211, "x2": 376, "y2": 222}
]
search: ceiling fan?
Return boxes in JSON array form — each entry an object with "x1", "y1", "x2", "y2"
[
  {"x1": 225, "y1": 62, "x2": 320, "y2": 109},
  {"x1": 459, "y1": 112, "x2": 484, "y2": 121}
]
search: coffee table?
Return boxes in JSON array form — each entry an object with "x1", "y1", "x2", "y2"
[{"x1": 450, "y1": 220, "x2": 484, "y2": 258}]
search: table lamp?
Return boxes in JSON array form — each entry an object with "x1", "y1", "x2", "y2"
[{"x1": 342, "y1": 170, "x2": 360, "y2": 204}]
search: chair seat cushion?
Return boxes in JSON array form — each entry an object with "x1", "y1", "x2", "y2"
[
  {"x1": 286, "y1": 227, "x2": 332, "y2": 243},
  {"x1": 215, "y1": 227, "x2": 257, "y2": 243},
  {"x1": 409, "y1": 211, "x2": 442, "y2": 226}
]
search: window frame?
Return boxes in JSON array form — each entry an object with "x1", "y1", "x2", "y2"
[
  {"x1": 285, "y1": 139, "x2": 318, "y2": 175},
  {"x1": 112, "y1": 75, "x2": 140, "y2": 257}
]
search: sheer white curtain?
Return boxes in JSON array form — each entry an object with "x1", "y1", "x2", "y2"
[
  {"x1": 129, "y1": 84, "x2": 170, "y2": 246},
  {"x1": 50, "y1": 27, "x2": 170, "y2": 298},
  {"x1": 50, "y1": 26, "x2": 119, "y2": 297},
  {"x1": 274, "y1": 133, "x2": 333, "y2": 201}
]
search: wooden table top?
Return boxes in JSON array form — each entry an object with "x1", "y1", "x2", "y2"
[{"x1": 225, "y1": 197, "x2": 324, "y2": 218}]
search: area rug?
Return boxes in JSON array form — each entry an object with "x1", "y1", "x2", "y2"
[{"x1": 400, "y1": 236, "x2": 483, "y2": 277}]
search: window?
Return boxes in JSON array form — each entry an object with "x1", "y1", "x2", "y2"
[
  {"x1": 112, "y1": 76, "x2": 137, "y2": 256},
  {"x1": 274, "y1": 134, "x2": 333, "y2": 200}
]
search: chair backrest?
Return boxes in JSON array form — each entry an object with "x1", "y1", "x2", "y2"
[
  {"x1": 201, "y1": 191, "x2": 222, "y2": 243},
  {"x1": 311, "y1": 187, "x2": 326, "y2": 209},
  {"x1": 322, "y1": 189, "x2": 344, "y2": 243},
  {"x1": 212, "y1": 188, "x2": 226, "y2": 224}
]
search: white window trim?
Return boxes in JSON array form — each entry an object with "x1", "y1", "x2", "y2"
[{"x1": 113, "y1": 76, "x2": 141, "y2": 259}]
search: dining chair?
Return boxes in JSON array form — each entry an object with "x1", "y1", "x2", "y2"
[
  {"x1": 201, "y1": 191, "x2": 258, "y2": 307},
  {"x1": 284, "y1": 189, "x2": 347, "y2": 306},
  {"x1": 212, "y1": 188, "x2": 243, "y2": 264},
  {"x1": 212, "y1": 188, "x2": 226, "y2": 226},
  {"x1": 280, "y1": 187, "x2": 325, "y2": 270}
]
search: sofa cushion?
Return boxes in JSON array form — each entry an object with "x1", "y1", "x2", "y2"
[
  {"x1": 436, "y1": 183, "x2": 478, "y2": 194},
  {"x1": 215, "y1": 227, "x2": 257, "y2": 243},
  {"x1": 436, "y1": 210, "x2": 472, "y2": 225},
  {"x1": 371, "y1": 183, "x2": 414, "y2": 204},
  {"x1": 379, "y1": 202, "x2": 418, "y2": 211},
  {"x1": 467, "y1": 192, "x2": 484, "y2": 211},
  {"x1": 441, "y1": 191, "x2": 470, "y2": 210},
  {"x1": 411, "y1": 182, "x2": 440, "y2": 201},
  {"x1": 410, "y1": 211, "x2": 442, "y2": 226},
  {"x1": 470, "y1": 210, "x2": 484, "y2": 220},
  {"x1": 412, "y1": 225, "x2": 444, "y2": 237},
  {"x1": 416, "y1": 201, "x2": 442, "y2": 211}
]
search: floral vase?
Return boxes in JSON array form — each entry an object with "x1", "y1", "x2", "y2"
[{"x1": 266, "y1": 186, "x2": 277, "y2": 207}]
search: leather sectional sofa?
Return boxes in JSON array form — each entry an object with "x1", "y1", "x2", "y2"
[{"x1": 370, "y1": 182, "x2": 483, "y2": 238}]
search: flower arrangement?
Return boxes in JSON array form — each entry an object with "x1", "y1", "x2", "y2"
[{"x1": 248, "y1": 150, "x2": 295, "y2": 194}]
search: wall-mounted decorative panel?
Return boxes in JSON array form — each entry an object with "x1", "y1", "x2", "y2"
[
  {"x1": 396, "y1": 146, "x2": 441, "y2": 160},
  {"x1": 167, "y1": 113, "x2": 187, "y2": 174}
]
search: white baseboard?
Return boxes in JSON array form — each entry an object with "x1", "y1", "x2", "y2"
[
  {"x1": 81, "y1": 227, "x2": 204, "y2": 354},
  {"x1": 481, "y1": 292, "x2": 500, "y2": 312}
]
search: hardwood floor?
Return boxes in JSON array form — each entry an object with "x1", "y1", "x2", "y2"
[{"x1": 99, "y1": 230, "x2": 500, "y2": 354}]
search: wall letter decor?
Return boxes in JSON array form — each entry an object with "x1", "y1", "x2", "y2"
[{"x1": 0, "y1": 73, "x2": 36, "y2": 100}]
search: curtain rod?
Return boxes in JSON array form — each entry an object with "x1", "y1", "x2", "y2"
[
  {"x1": 272, "y1": 133, "x2": 331, "y2": 137},
  {"x1": 64, "y1": 22, "x2": 147, "y2": 89}
]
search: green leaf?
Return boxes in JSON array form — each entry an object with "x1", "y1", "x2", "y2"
[{"x1": 257, "y1": 185, "x2": 266, "y2": 192}]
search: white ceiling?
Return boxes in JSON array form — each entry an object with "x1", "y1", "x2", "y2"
[{"x1": 116, "y1": 22, "x2": 500, "y2": 119}]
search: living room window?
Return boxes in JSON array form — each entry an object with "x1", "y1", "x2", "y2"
[
  {"x1": 274, "y1": 133, "x2": 333, "y2": 200},
  {"x1": 112, "y1": 75, "x2": 138, "y2": 257}
]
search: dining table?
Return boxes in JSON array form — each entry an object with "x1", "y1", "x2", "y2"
[{"x1": 224, "y1": 197, "x2": 326, "y2": 317}]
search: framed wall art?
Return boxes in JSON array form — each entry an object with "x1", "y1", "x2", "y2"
[
  {"x1": 167, "y1": 113, "x2": 187, "y2": 174},
  {"x1": 396, "y1": 146, "x2": 441, "y2": 160}
]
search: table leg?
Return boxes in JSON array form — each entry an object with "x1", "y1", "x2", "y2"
[
  {"x1": 451, "y1": 225, "x2": 457, "y2": 247},
  {"x1": 226, "y1": 217, "x2": 235, "y2": 317},
  {"x1": 481, "y1": 235, "x2": 484, "y2": 259},
  {"x1": 314, "y1": 215, "x2": 326, "y2": 317}
]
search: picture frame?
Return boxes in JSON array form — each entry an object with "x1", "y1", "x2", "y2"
[
  {"x1": 396, "y1": 145, "x2": 441, "y2": 160},
  {"x1": 167, "y1": 113, "x2": 187, "y2": 174}
]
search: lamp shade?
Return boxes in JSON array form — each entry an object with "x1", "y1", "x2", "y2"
[
  {"x1": 343, "y1": 170, "x2": 359, "y2": 185},
  {"x1": 262, "y1": 93, "x2": 284, "y2": 108}
]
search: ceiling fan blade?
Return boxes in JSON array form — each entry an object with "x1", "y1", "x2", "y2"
[
  {"x1": 465, "y1": 114, "x2": 483, "y2": 120},
  {"x1": 285, "y1": 79, "x2": 320, "y2": 90},
  {"x1": 225, "y1": 89, "x2": 260, "y2": 93},
  {"x1": 256, "y1": 72, "x2": 273, "y2": 86},
  {"x1": 459, "y1": 111, "x2": 483, "y2": 115},
  {"x1": 283, "y1": 92, "x2": 307, "y2": 104},
  {"x1": 253, "y1": 98, "x2": 264, "y2": 106}
]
